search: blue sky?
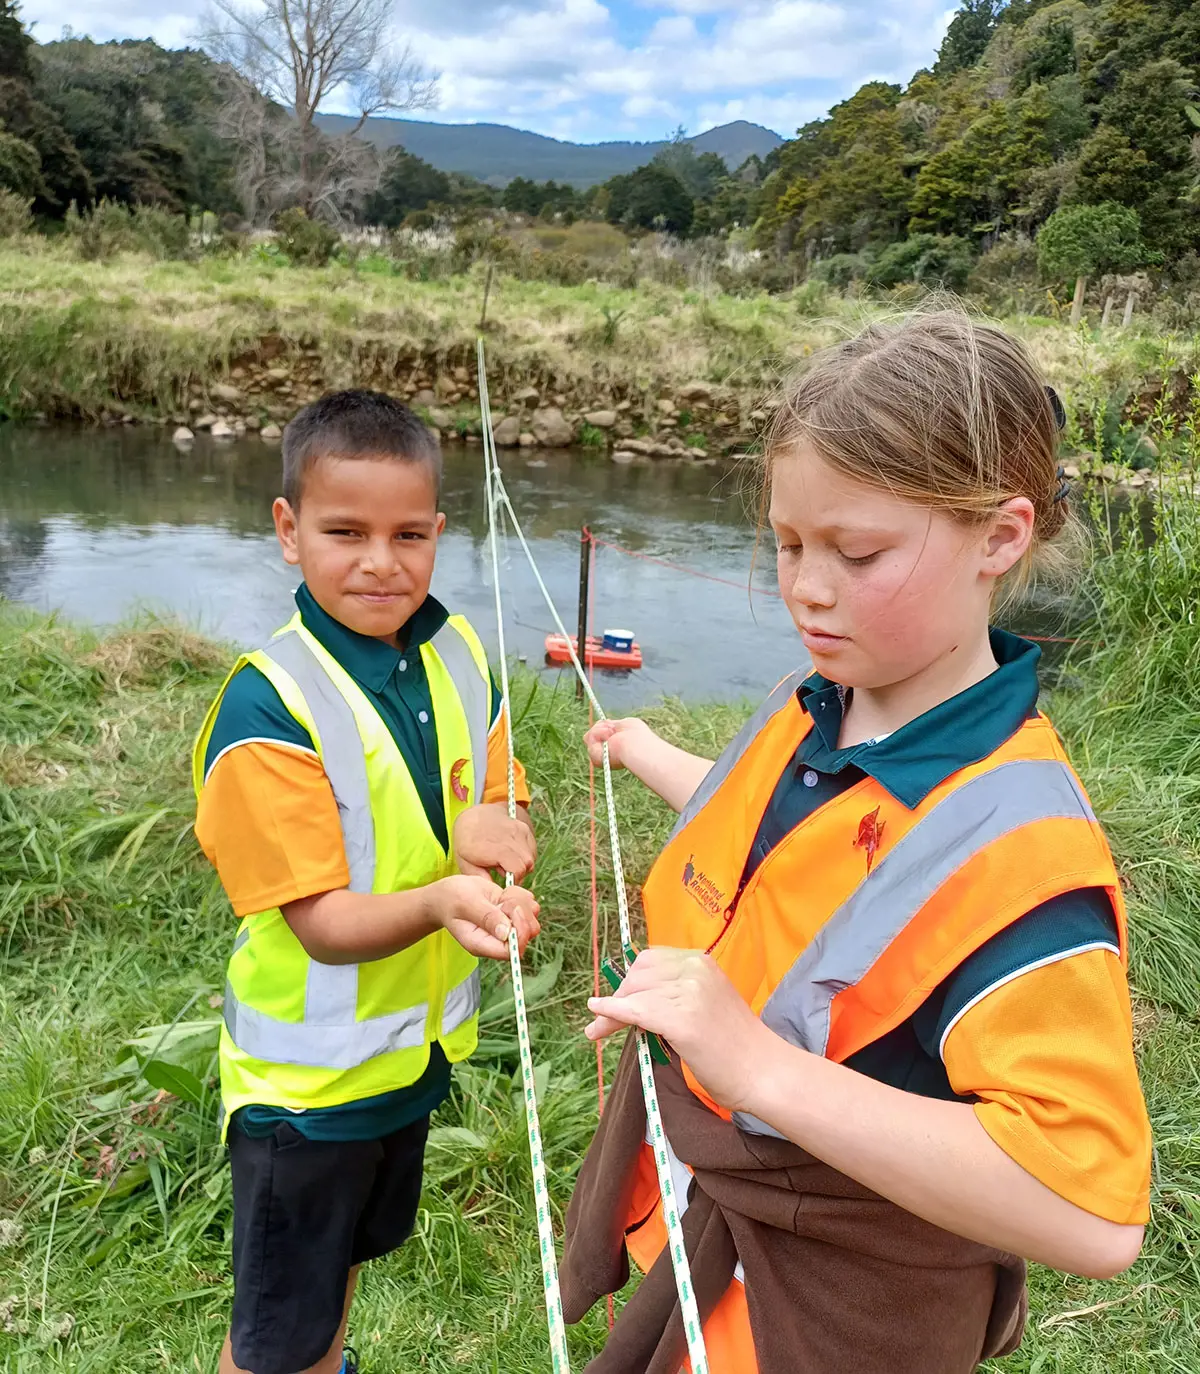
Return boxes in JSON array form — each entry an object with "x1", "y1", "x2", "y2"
[{"x1": 27, "y1": 0, "x2": 958, "y2": 143}]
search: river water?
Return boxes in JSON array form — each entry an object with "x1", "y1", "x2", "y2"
[{"x1": 0, "y1": 426, "x2": 1086, "y2": 706}]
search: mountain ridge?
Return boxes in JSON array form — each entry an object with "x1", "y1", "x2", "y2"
[{"x1": 312, "y1": 115, "x2": 782, "y2": 187}]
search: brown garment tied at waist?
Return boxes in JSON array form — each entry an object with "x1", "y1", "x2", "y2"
[{"x1": 561, "y1": 1038, "x2": 1026, "y2": 1374}]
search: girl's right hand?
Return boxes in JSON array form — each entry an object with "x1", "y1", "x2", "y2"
[{"x1": 584, "y1": 717, "x2": 657, "y2": 770}]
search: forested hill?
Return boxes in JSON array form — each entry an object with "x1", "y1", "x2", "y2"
[
  {"x1": 755, "y1": 0, "x2": 1200, "y2": 264},
  {"x1": 313, "y1": 116, "x2": 781, "y2": 188}
]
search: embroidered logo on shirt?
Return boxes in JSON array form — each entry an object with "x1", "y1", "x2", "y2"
[
  {"x1": 681, "y1": 853, "x2": 727, "y2": 917},
  {"x1": 450, "y1": 757, "x2": 470, "y2": 802},
  {"x1": 853, "y1": 806, "x2": 886, "y2": 874}
]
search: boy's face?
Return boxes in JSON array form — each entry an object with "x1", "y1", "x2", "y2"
[{"x1": 273, "y1": 455, "x2": 445, "y2": 645}]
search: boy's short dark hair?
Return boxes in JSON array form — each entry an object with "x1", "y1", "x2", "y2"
[{"x1": 281, "y1": 389, "x2": 442, "y2": 507}]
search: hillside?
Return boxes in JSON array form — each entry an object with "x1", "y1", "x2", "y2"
[{"x1": 313, "y1": 114, "x2": 781, "y2": 187}]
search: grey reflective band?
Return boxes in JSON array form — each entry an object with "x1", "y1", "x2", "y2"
[
  {"x1": 441, "y1": 966, "x2": 482, "y2": 1037},
  {"x1": 732, "y1": 757, "x2": 1095, "y2": 1137},
  {"x1": 222, "y1": 622, "x2": 489, "y2": 1070},
  {"x1": 264, "y1": 630, "x2": 376, "y2": 894},
  {"x1": 428, "y1": 621, "x2": 490, "y2": 804},
  {"x1": 670, "y1": 666, "x2": 810, "y2": 839},
  {"x1": 223, "y1": 966, "x2": 480, "y2": 1069}
]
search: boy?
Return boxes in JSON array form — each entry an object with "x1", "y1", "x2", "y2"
[{"x1": 193, "y1": 390, "x2": 540, "y2": 1374}]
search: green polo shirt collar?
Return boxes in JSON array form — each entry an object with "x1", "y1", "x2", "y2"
[
  {"x1": 294, "y1": 583, "x2": 450, "y2": 692},
  {"x1": 797, "y1": 628, "x2": 1041, "y2": 810}
]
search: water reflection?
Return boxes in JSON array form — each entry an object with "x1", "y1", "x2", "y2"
[{"x1": 0, "y1": 427, "x2": 798, "y2": 705}]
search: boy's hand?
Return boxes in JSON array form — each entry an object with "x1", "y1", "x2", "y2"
[
  {"x1": 453, "y1": 803, "x2": 536, "y2": 881},
  {"x1": 584, "y1": 717, "x2": 658, "y2": 771},
  {"x1": 433, "y1": 874, "x2": 538, "y2": 961}
]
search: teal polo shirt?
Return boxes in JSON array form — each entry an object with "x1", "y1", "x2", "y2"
[
  {"x1": 745, "y1": 629, "x2": 1119, "y2": 1101},
  {"x1": 205, "y1": 584, "x2": 503, "y2": 1142}
]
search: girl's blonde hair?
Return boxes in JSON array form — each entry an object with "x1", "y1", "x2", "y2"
[{"x1": 765, "y1": 308, "x2": 1081, "y2": 602}]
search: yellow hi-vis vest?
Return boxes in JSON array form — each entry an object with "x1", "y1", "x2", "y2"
[{"x1": 192, "y1": 610, "x2": 493, "y2": 1131}]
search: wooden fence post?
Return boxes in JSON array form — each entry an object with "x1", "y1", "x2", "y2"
[
  {"x1": 1122, "y1": 290, "x2": 1136, "y2": 328},
  {"x1": 1101, "y1": 294, "x2": 1114, "y2": 328},
  {"x1": 1070, "y1": 275, "x2": 1087, "y2": 326}
]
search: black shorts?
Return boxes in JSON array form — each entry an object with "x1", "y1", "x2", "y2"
[{"x1": 228, "y1": 1115, "x2": 429, "y2": 1374}]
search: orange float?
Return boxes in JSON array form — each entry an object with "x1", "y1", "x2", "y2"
[{"x1": 544, "y1": 633, "x2": 643, "y2": 670}]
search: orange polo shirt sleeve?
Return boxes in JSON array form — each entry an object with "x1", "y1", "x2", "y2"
[
  {"x1": 197, "y1": 668, "x2": 531, "y2": 918},
  {"x1": 930, "y1": 890, "x2": 1151, "y2": 1226},
  {"x1": 196, "y1": 741, "x2": 350, "y2": 918}
]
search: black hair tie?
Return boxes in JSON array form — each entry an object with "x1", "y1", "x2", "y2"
[
  {"x1": 1053, "y1": 464, "x2": 1071, "y2": 504},
  {"x1": 1046, "y1": 385, "x2": 1067, "y2": 432}
]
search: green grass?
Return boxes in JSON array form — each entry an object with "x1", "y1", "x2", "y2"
[
  {"x1": 1, "y1": 475, "x2": 1199, "y2": 1368},
  {"x1": 3, "y1": 238, "x2": 1200, "y2": 443}
]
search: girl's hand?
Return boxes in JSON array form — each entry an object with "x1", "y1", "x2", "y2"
[
  {"x1": 497, "y1": 885, "x2": 541, "y2": 956},
  {"x1": 584, "y1": 717, "x2": 658, "y2": 770},
  {"x1": 585, "y1": 947, "x2": 772, "y2": 1114}
]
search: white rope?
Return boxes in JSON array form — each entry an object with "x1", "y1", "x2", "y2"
[
  {"x1": 477, "y1": 341, "x2": 710, "y2": 1374},
  {"x1": 478, "y1": 341, "x2": 572, "y2": 1374}
]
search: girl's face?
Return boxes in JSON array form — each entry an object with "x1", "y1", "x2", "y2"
[{"x1": 768, "y1": 441, "x2": 1032, "y2": 690}]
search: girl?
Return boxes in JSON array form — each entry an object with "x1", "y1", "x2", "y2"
[{"x1": 559, "y1": 312, "x2": 1151, "y2": 1374}]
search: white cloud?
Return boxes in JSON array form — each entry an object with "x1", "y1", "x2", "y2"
[{"x1": 26, "y1": 0, "x2": 956, "y2": 143}]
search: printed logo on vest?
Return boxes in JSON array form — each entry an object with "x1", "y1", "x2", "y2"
[
  {"x1": 450, "y1": 757, "x2": 470, "y2": 802},
  {"x1": 681, "y1": 853, "x2": 727, "y2": 917},
  {"x1": 853, "y1": 805, "x2": 886, "y2": 874}
]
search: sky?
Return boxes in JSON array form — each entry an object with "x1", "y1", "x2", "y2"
[{"x1": 23, "y1": 0, "x2": 959, "y2": 144}]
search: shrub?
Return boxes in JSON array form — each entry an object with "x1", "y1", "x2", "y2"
[
  {"x1": 0, "y1": 188, "x2": 33, "y2": 238},
  {"x1": 65, "y1": 199, "x2": 192, "y2": 261},
  {"x1": 452, "y1": 221, "x2": 519, "y2": 272},
  {"x1": 810, "y1": 252, "x2": 870, "y2": 289},
  {"x1": 1036, "y1": 202, "x2": 1152, "y2": 286},
  {"x1": 866, "y1": 234, "x2": 975, "y2": 290},
  {"x1": 967, "y1": 233, "x2": 1041, "y2": 312},
  {"x1": 273, "y1": 207, "x2": 340, "y2": 267}
]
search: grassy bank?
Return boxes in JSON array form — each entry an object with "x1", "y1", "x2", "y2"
[
  {"x1": 2, "y1": 239, "x2": 1199, "y2": 470},
  {"x1": 1, "y1": 488, "x2": 1198, "y2": 1368}
]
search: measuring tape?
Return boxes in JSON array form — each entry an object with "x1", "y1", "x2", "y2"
[
  {"x1": 479, "y1": 342, "x2": 571, "y2": 1373},
  {"x1": 477, "y1": 341, "x2": 710, "y2": 1374}
]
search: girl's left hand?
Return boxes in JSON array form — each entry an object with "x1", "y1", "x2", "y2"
[{"x1": 585, "y1": 947, "x2": 771, "y2": 1115}]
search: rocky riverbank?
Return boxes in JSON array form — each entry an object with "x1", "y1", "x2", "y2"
[{"x1": 151, "y1": 346, "x2": 762, "y2": 463}]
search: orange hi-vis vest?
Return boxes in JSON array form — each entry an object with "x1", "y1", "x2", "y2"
[{"x1": 622, "y1": 668, "x2": 1126, "y2": 1372}]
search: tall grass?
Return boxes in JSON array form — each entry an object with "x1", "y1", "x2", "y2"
[
  {"x1": 1, "y1": 470, "x2": 1199, "y2": 1372},
  {"x1": 4, "y1": 238, "x2": 1200, "y2": 430}
]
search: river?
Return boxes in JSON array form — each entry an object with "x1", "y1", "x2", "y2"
[{"x1": 0, "y1": 426, "x2": 1088, "y2": 706}]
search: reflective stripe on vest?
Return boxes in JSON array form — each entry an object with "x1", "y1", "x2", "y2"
[
  {"x1": 222, "y1": 966, "x2": 481, "y2": 1070},
  {"x1": 730, "y1": 755, "x2": 1097, "y2": 1135},
  {"x1": 670, "y1": 667, "x2": 809, "y2": 839}
]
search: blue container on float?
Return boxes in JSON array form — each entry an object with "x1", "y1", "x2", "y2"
[{"x1": 602, "y1": 628, "x2": 635, "y2": 653}]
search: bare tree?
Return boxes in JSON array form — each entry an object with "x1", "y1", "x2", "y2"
[{"x1": 199, "y1": 0, "x2": 438, "y2": 216}]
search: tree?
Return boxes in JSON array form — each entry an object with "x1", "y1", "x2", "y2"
[
  {"x1": 199, "y1": 0, "x2": 438, "y2": 216},
  {"x1": 367, "y1": 146, "x2": 452, "y2": 227},
  {"x1": 0, "y1": 2, "x2": 92, "y2": 212},
  {"x1": 1036, "y1": 201, "x2": 1150, "y2": 284},
  {"x1": 606, "y1": 164, "x2": 693, "y2": 235},
  {"x1": 933, "y1": 0, "x2": 1005, "y2": 78}
]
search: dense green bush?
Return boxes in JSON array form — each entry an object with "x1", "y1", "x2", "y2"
[
  {"x1": 272, "y1": 207, "x2": 339, "y2": 267},
  {"x1": 810, "y1": 252, "x2": 870, "y2": 289},
  {"x1": 966, "y1": 233, "x2": 1042, "y2": 312},
  {"x1": 64, "y1": 199, "x2": 191, "y2": 261},
  {"x1": 866, "y1": 233, "x2": 975, "y2": 290},
  {"x1": 0, "y1": 186, "x2": 33, "y2": 237},
  {"x1": 1037, "y1": 202, "x2": 1152, "y2": 285}
]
